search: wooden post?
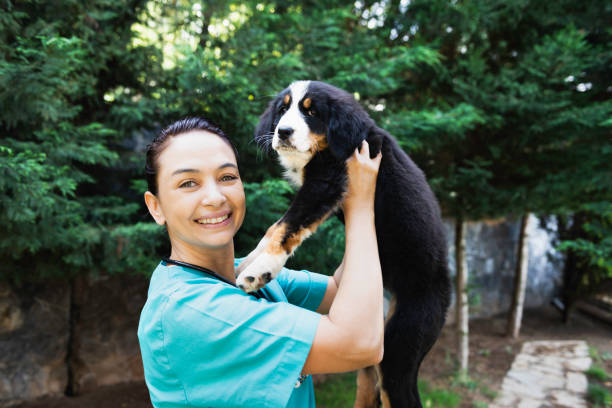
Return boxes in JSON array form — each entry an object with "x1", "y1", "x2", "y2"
[
  {"x1": 507, "y1": 213, "x2": 531, "y2": 338},
  {"x1": 455, "y1": 218, "x2": 469, "y2": 380}
]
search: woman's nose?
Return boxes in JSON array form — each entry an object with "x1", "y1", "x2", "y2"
[{"x1": 200, "y1": 183, "x2": 227, "y2": 207}]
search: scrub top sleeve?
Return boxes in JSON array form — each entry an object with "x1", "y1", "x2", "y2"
[
  {"x1": 276, "y1": 268, "x2": 329, "y2": 312},
  {"x1": 161, "y1": 284, "x2": 320, "y2": 408}
]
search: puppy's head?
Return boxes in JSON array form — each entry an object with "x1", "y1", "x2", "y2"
[{"x1": 255, "y1": 81, "x2": 372, "y2": 169}]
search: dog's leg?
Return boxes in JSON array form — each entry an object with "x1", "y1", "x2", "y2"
[
  {"x1": 376, "y1": 295, "x2": 397, "y2": 408},
  {"x1": 236, "y1": 213, "x2": 331, "y2": 292},
  {"x1": 375, "y1": 365, "x2": 392, "y2": 408},
  {"x1": 354, "y1": 366, "x2": 379, "y2": 408},
  {"x1": 236, "y1": 172, "x2": 344, "y2": 292},
  {"x1": 234, "y1": 224, "x2": 277, "y2": 277},
  {"x1": 379, "y1": 296, "x2": 446, "y2": 408}
]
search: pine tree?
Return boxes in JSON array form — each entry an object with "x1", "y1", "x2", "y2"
[
  {"x1": 391, "y1": 0, "x2": 612, "y2": 338},
  {"x1": 0, "y1": 0, "x2": 165, "y2": 280}
]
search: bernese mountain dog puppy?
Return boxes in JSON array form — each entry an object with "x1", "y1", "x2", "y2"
[{"x1": 236, "y1": 80, "x2": 450, "y2": 408}]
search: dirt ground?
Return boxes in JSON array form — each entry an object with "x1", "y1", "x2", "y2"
[
  {"x1": 419, "y1": 305, "x2": 612, "y2": 407},
  {"x1": 12, "y1": 305, "x2": 612, "y2": 408}
]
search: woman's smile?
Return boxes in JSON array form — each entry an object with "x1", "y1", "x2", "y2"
[{"x1": 194, "y1": 211, "x2": 232, "y2": 227}]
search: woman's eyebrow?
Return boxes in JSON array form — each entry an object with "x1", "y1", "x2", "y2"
[
  {"x1": 171, "y1": 163, "x2": 237, "y2": 176},
  {"x1": 171, "y1": 168, "x2": 199, "y2": 176}
]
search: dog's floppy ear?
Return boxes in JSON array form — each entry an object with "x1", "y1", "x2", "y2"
[
  {"x1": 254, "y1": 98, "x2": 278, "y2": 147},
  {"x1": 327, "y1": 103, "x2": 370, "y2": 160}
]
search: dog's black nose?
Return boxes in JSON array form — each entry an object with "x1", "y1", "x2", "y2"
[{"x1": 277, "y1": 127, "x2": 294, "y2": 140}]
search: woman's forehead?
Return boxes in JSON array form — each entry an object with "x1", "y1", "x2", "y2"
[{"x1": 158, "y1": 131, "x2": 237, "y2": 174}]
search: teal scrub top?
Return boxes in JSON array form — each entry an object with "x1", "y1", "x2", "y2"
[{"x1": 138, "y1": 259, "x2": 329, "y2": 408}]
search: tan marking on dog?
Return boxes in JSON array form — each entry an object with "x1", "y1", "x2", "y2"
[
  {"x1": 303, "y1": 97, "x2": 311, "y2": 109},
  {"x1": 281, "y1": 214, "x2": 328, "y2": 254},
  {"x1": 309, "y1": 132, "x2": 328, "y2": 153},
  {"x1": 262, "y1": 212, "x2": 333, "y2": 257},
  {"x1": 262, "y1": 222, "x2": 289, "y2": 255},
  {"x1": 375, "y1": 365, "x2": 392, "y2": 408},
  {"x1": 283, "y1": 93, "x2": 290, "y2": 105},
  {"x1": 354, "y1": 366, "x2": 378, "y2": 408},
  {"x1": 375, "y1": 295, "x2": 397, "y2": 408}
]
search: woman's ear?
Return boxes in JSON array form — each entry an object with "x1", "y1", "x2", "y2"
[
  {"x1": 327, "y1": 104, "x2": 369, "y2": 160},
  {"x1": 144, "y1": 191, "x2": 166, "y2": 225}
]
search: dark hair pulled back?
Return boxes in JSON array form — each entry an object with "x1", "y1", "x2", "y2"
[{"x1": 144, "y1": 117, "x2": 239, "y2": 195}]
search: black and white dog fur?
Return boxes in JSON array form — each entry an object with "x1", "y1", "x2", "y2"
[{"x1": 236, "y1": 81, "x2": 450, "y2": 408}]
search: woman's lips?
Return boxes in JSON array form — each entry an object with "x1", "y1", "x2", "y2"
[{"x1": 194, "y1": 212, "x2": 232, "y2": 227}]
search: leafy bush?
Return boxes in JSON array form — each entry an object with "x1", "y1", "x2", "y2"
[{"x1": 588, "y1": 383, "x2": 612, "y2": 408}]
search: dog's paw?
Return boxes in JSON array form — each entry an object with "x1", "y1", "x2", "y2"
[
  {"x1": 235, "y1": 251, "x2": 258, "y2": 277},
  {"x1": 235, "y1": 238, "x2": 270, "y2": 277},
  {"x1": 235, "y1": 253, "x2": 285, "y2": 293}
]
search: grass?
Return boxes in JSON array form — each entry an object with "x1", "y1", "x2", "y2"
[
  {"x1": 586, "y1": 365, "x2": 611, "y2": 382},
  {"x1": 588, "y1": 384, "x2": 612, "y2": 408},
  {"x1": 314, "y1": 372, "x2": 463, "y2": 408},
  {"x1": 419, "y1": 380, "x2": 461, "y2": 408},
  {"x1": 586, "y1": 345, "x2": 612, "y2": 408},
  {"x1": 314, "y1": 373, "x2": 358, "y2": 408},
  {"x1": 479, "y1": 384, "x2": 498, "y2": 400}
]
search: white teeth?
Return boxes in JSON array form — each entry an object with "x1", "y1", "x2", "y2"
[{"x1": 196, "y1": 214, "x2": 229, "y2": 224}]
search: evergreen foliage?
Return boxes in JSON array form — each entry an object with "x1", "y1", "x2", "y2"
[
  {"x1": 389, "y1": 0, "x2": 612, "y2": 220},
  {"x1": 0, "y1": 0, "x2": 161, "y2": 279},
  {"x1": 557, "y1": 202, "x2": 612, "y2": 315},
  {"x1": 1, "y1": 0, "x2": 610, "y2": 284}
]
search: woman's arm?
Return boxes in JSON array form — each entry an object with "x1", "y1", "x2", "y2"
[
  {"x1": 314, "y1": 259, "x2": 342, "y2": 315},
  {"x1": 303, "y1": 141, "x2": 384, "y2": 374}
]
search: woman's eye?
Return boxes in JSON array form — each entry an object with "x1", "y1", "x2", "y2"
[
  {"x1": 179, "y1": 180, "x2": 197, "y2": 188},
  {"x1": 220, "y1": 175, "x2": 238, "y2": 182}
]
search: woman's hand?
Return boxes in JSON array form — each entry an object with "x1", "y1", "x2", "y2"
[{"x1": 343, "y1": 140, "x2": 382, "y2": 216}]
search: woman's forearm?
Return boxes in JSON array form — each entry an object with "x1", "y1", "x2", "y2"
[{"x1": 328, "y1": 206, "x2": 384, "y2": 360}]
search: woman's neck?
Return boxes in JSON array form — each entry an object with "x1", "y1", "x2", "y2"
[{"x1": 169, "y1": 244, "x2": 236, "y2": 283}]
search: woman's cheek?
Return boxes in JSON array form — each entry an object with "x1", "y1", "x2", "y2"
[{"x1": 235, "y1": 189, "x2": 247, "y2": 230}]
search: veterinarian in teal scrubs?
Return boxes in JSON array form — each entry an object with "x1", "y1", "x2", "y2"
[{"x1": 138, "y1": 117, "x2": 384, "y2": 408}]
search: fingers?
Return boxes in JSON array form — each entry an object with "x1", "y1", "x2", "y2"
[
  {"x1": 343, "y1": 140, "x2": 381, "y2": 215},
  {"x1": 373, "y1": 150, "x2": 382, "y2": 166},
  {"x1": 358, "y1": 139, "x2": 370, "y2": 157},
  {"x1": 350, "y1": 140, "x2": 380, "y2": 162},
  {"x1": 349, "y1": 141, "x2": 382, "y2": 173}
]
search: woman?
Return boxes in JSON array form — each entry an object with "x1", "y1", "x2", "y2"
[{"x1": 138, "y1": 117, "x2": 384, "y2": 407}]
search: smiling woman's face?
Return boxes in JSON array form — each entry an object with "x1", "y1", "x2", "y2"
[{"x1": 146, "y1": 130, "x2": 246, "y2": 252}]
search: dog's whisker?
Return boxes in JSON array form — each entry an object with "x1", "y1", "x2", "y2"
[{"x1": 254, "y1": 132, "x2": 275, "y2": 153}]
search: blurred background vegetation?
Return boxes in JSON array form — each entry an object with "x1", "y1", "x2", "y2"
[{"x1": 1, "y1": 0, "x2": 610, "y2": 311}]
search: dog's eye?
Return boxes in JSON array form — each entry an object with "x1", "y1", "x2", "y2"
[{"x1": 307, "y1": 109, "x2": 316, "y2": 117}]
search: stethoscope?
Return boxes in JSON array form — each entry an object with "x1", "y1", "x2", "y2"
[{"x1": 162, "y1": 257, "x2": 265, "y2": 299}]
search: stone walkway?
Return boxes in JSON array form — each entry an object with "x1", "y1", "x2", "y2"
[{"x1": 491, "y1": 340, "x2": 592, "y2": 408}]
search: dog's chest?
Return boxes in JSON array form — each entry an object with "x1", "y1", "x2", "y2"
[
  {"x1": 284, "y1": 167, "x2": 304, "y2": 186},
  {"x1": 278, "y1": 153, "x2": 310, "y2": 187}
]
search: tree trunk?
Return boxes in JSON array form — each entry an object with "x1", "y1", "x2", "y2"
[
  {"x1": 455, "y1": 218, "x2": 469, "y2": 380},
  {"x1": 507, "y1": 214, "x2": 531, "y2": 338},
  {"x1": 560, "y1": 212, "x2": 585, "y2": 324},
  {"x1": 65, "y1": 276, "x2": 86, "y2": 396}
]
